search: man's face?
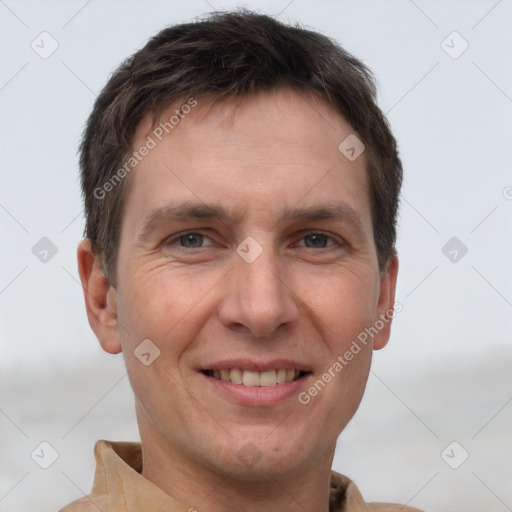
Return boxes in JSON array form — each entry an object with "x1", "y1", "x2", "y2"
[{"x1": 94, "y1": 89, "x2": 397, "y2": 478}]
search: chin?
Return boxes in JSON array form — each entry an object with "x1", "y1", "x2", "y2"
[
  {"x1": 208, "y1": 429, "x2": 317, "y2": 480},
  {"x1": 221, "y1": 453, "x2": 310, "y2": 482}
]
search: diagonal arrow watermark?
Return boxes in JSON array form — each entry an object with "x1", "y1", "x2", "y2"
[
  {"x1": 470, "y1": 205, "x2": 499, "y2": 233},
  {"x1": 471, "y1": 266, "x2": 512, "y2": 308},
  {"x1": 61, "y1": 0, "x2": 93, "y2": 29},
  {"x1": 406, "y1": 265, "x2": 438, "y2": 297},
  {"x1": 0, "y1": 408, "x2": 29, "y2": 438},
  {"x1": 385, "y1": 62, "x2": 439, "y2": 115},
  {"x1": 60, "y1": 471, "x2": 104, "y2": 512},
  {"x1": 402, "y1": 197, "x2": 439, "y2": 233},
  {"x1": 61, "y1": 372, "x2": 128, "y2": 439},
  {"x1": 472, "y1": 396, "x2": 512, "y2": 439},
  {"x1": 472, "y1": 471, "x2": 512, "y2": 510},
  {"x1": 407, "y1": 0, "x2": 439, "y2": 28},
  {"x1": 0, "y1": 0, "x2": 29, "y2": 28},
  {"x1": 0, "y1": 265, "x2": 29, "y2": 296},
  {"x1": 0, "y1": 202, "x2": 29, "y2": 232},
  {"x1": 471, "y1": 0, "x2": 503, "y2": 30},
  {"x1": 371, "y1": 370, "x2": 439, "y2": 438},
  {"x1": 0, "y1": 472, "x2": 29, "y2": 504},
  {"x1": 0, "y1": 62, "x2": 29, "y2": 92}
]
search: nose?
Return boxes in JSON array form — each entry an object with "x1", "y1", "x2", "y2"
[{"x1": 218, "y1": 246, "x2": 300, "y2": 338}]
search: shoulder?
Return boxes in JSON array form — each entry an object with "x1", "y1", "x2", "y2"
[
  {"x1": 329, "y1": 470, "x2": 424, "y2": 512},
  {"x1": 59, "y1": 497, "x2": 95, "y2": 512},
  {"x1": 59, "y1": 495, "x2": 125, "y2": 512},
  {"x1": 368, "y1": 503, "x2": 425, "y2": 511}
]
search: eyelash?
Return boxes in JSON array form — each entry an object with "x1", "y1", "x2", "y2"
[{"x1": 164, "y1": 230, "x2": 344, "y2": 250}]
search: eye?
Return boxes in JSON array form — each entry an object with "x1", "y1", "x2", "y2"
[
  {"x1": 165, "y1": 231, "x2": 214, "y2": 249},
  {"x1": 296, "y1": 232, "x2": 339, "y2": 249},
  {"x1": 302, "y1": 233, "x2": 331, "y2": 248}
]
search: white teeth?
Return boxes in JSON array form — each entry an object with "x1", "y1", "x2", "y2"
[
  {"x1": 260, "y1": 370, "x2": 277, "y2": 387},
  {"x1": 208, "y1": 368, "x2": 304, "y2": 386},
  {"x1": 276, "y1": 369, "x2": 287, "y2": 384},
  {"x1": 230, "y1": 368, "x2": 243, "y2": 384},
  {"x1": 242, "y1": 370, "x2": 260, "y2": 386}
]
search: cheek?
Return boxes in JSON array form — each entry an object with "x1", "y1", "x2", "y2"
[
  {"x1": 311, "y1": 267, "x2": 380, "y2": 342},
  {"x1": 329, "y1": 350, "x2": 372, "y2": 429},
  {"x1": 312, "y1": 272, "x2": 378, "y2": 424},
  {"x1": 116, "y1": 269, "x2": 182, "y2": 348},
  {"x1": 116, "y1": 264, "x2": 220, "y2": 359}
]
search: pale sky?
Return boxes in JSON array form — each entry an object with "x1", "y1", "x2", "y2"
[
  {"x1": 1, "y1": 3, "x2": 511, "y2": 511},
  {"x1": 1, "y1": 0, "x2": 511, "y2": 369}
]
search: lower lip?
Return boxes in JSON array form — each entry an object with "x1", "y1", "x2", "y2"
[{"x1": 201, "y1": 372, "x2": 310, "y2": 406}]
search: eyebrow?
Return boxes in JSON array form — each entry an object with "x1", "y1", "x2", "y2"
[{"x1": 137, "y1": 201, "x2": 365, "y2": 241}]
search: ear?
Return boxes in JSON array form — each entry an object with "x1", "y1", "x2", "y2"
[
  {"x1": 373, "y1": 253, "x2": 399, "y2": 351},
  {"x1": 77, "y1": 239, "x2": 122, "y2": 354}
]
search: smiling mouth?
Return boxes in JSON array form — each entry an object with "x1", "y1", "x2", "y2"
[{"x1": 202, "y1": 369, "x2": 309, "y2": 387}]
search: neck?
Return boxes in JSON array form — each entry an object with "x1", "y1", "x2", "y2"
[{"x1": 138, "y1": 419, "x2": 335, "y2": 512}]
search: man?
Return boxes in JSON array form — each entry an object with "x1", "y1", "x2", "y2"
[{"x1": 63, "y1": 9, "x2": 422, "y2": 512}]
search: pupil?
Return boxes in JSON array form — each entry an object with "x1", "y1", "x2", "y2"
[
  {"x1": 181, "y1": 234, "x2": 202, "y2": 247},
  {"x1": 306, "y1": 234, "x2": 327, "y2": 248}
]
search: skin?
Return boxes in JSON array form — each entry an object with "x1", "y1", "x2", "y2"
[{"x1": 78, "y1": 88, "x2": 398, "y2": 512}]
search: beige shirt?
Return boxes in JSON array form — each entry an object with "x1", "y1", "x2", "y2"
[{"x1": 59, "y1": 440, "x2": 424, "y2": 512}]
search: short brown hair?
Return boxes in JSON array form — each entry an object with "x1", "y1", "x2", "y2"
[{"x1": 80, "y1": 9, "x2": 402, "y2": 284}]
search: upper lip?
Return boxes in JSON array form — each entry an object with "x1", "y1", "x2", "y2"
[{"x1": 199, "y1": 359, "x2": 312, "y2": 372}]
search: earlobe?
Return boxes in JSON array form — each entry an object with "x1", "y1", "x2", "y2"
[
  {"x1": 373, "y1": 253, "x2": 399, "y2": 351},
  {"x1": 77, "y1": 239, "x2": 122, "y2": 354}
]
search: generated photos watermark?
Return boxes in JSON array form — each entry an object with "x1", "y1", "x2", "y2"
[
  {"x1": 298, "y1": 301, "x2": 403, "y2": 405},
  {"x1": 94, "y1": 96, "x2": 198, "y2": 200}
]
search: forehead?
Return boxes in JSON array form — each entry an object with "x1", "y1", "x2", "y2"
[
  {"x1": 123, "y1": 88, "x2": 372, "y2": 233},
  {"x1": 141, "y1": 89, "x2": 359, "y2": 160}
]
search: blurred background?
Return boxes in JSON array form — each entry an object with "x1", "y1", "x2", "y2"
[{"x1": 1, "y1": 1, "x2": 511, "y2": 511}]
